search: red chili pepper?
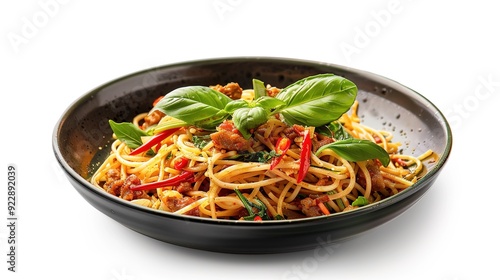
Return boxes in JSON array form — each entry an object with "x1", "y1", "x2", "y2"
[
  {"x1": 391, "y1": 157, "x2": 407, "y2": 167},
  {"x1": 130, "y1": 128, "x2": 179, "y2": 156},
  {"x1": 174, "y1": 157, "x2": 189, "y2": 170},
  {"x1": 270, "y1": 137, "x2": 291, "y2": 170},
  {"x1": 152, "y1": 95, "x2": 164, "y2": 107},
  {"x1": 297, "y1": 129, "x2": 311, "y2": 183},
  {"x1": 130, "y1": 171, "x2": 194, "y2": 191}
]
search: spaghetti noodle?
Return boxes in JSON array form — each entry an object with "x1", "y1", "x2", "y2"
[{"x1": 90, "y1": 76, "x2": 435, "y2": 221}]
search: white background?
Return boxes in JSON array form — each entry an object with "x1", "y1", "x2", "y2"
[{"x1": 1, "y1": 1, "x2": 498, "y2": 279}]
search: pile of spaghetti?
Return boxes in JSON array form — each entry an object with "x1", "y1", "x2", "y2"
[{"x1": 90, "y1": 74, "x2": 434, "y2": 221}]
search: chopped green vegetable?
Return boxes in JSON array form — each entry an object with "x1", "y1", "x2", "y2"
[
  {"x1": 327, "y1": 190, "x2": 345, "y2": 210},
  {"x1": 352, "y1": 196, "x2": 369, "y2": 207},
  {"x1": 192, "y1": 135, "x2": 211, "y2": 149},
  {"x1": 228, "y1": 151, "x2": 276, "y2": 163},
  {"x1": 234, "y1": 189, "x2": 270, "y2": 221}
]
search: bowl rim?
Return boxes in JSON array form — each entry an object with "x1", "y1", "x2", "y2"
[{"x1": 52, "y1": 56, "x2": 453, "y2": 226}]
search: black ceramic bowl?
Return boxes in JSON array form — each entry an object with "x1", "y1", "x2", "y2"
[{"x1": 53, "y1": 57, "x2": 452, "y2": 254}]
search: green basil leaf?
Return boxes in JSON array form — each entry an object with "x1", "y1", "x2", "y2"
[
  {"x1": 154, "y1": 86, "x2": 232, "y2": 128},
  {"x1": 276, "y1": 74, "x2": 357, "y2": 127},
  {"x1": 316, "y1": 121, "x2": 352, "y2": 140},
  {"x1": 232, "y1": 106, "x2": 268, "y2": 139},
  {"x1": 352, "y1": 196, "x2": 369, "y2": 207},
  {"x1": 331, "y1": 122, "x2": 352, "y2": 141},
  {"x1": 315, "y1": 139, "x2": 390, "y2": 166},
  {"x1": 252, "y1": 78, "x2": 266, "y2": 98},
  {"x1": 224, "y1": 99, "x2": 249, "y2": 114},
  {"x1": 254, "y1": 96, "x2": 286, "y2": 110},
  {"x1": 109, "y1": 120, "x2": 148, "y2": 149},
  {"x1": 315, "y1": 125, "x2": 333, "y2": 138}
]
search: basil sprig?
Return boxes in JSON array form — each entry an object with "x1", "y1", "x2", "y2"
[{"x1": 153, "y1": 74, "x2": 357, "y2": 139}]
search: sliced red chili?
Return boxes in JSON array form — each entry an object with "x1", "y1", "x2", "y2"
[
  {"x1": 270, "y1": 137, "x2": 291, "y2": 170},
  {"x1": 391, "y1": 157, "x2": 407, "y2": 167},
  {"x1": 297, "y1": 129, "x2": 311, "y2": 183},
  {"x1": 129, "y1": 128, "x2": 179, "y2": 156},
  {"x1": 130, "y1": 171, "x2": 194, "y2": 191},
  {"x1": 174, "y1": 157, "x2": 189, "y2": 170},
  {"x1": 152, "y1": 95, "x2": 164, "y2": 107}
]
